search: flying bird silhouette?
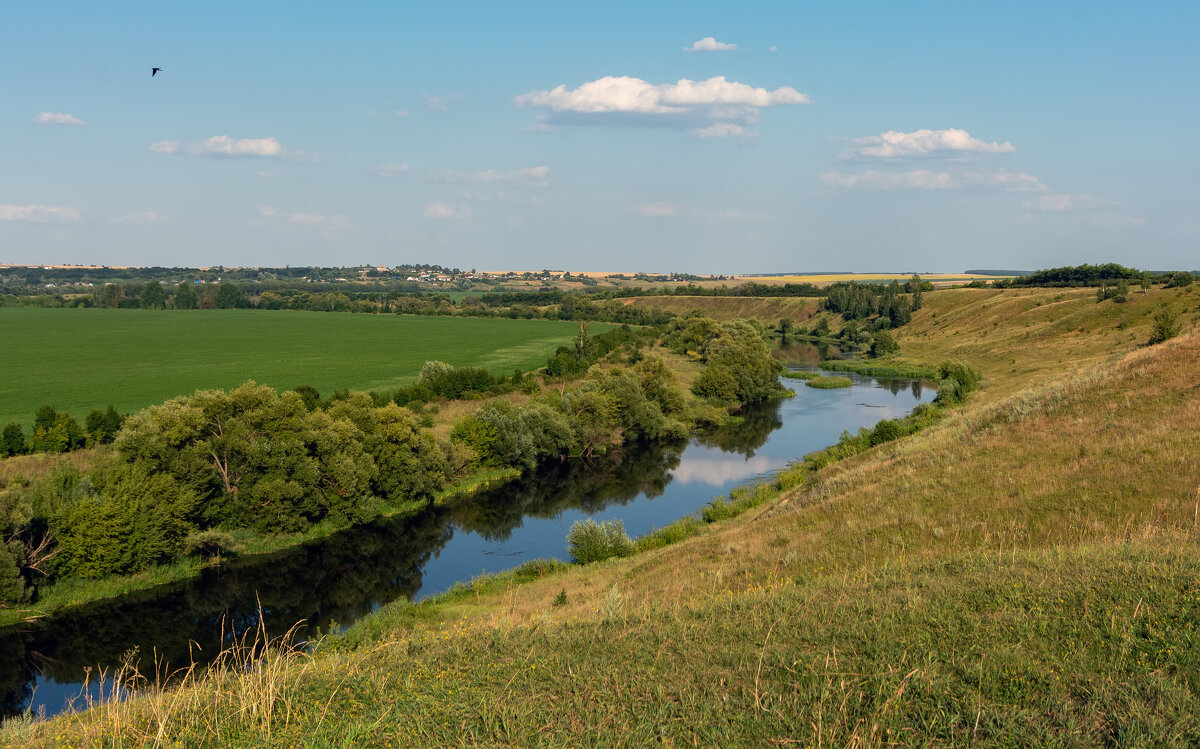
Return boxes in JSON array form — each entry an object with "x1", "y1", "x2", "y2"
[{"x1": 151, "y1": 67, "x2": 163, "y2": 77}]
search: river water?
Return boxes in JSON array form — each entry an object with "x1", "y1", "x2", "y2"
[{"x1": 0, "y1": 364, "x2": 933, "y2": 719}]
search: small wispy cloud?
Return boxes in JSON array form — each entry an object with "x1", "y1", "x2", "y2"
[
  {"x1": 36, "y1": 112, "x2": 85, "y2": 126},
  {"x1": 523, "y1": 122, "x2": 555, "y2": 134},
  {"x1": 845, "y1": 128, "x2": 1016, "y2": 159},
  {"x1": 631, "y1": 202, "x2": 769, "y2": 222},
  {"x1": 821, "y1": 169, "x2": 1044, "y2": 191},
  {"x1": 424, "y1": 201, "x2": 472, "y2": 220},
  {"x1": 150, "y1": 135, "x2": 287, "y2": 157},
  {"x1": 431, "y1": 166, "x2": 550, "y2": 187},
  {"x1": 365, "y1": 109, "x2": 408, "y2": 118},
  {"x1": 422, "y1": 94, "x2": 459, "y2": 112},
  {"x1": 1023, "y1": 193, "x2": 1144, "y2": 226},
  {"x1": 685, "y1": 36, "x2": 737, "y2": 52},
  {"x1": 110, "y1": 210, "x2": 164, "y2": 224},
  {"x1": 0, "y1": 204, "x2": 81, "y2": 222},
  {"x1": 692, "y1": 123, "x2": 753, "y2": 139},
  {"x1": 258, "y1": 205, "x2": 347, "y2": 232},
  {"x1": 376, "y1": 164, "x2": 410, "y2": 177}
]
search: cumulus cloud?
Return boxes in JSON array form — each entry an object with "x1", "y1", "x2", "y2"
[
  {"x1": 36, "y1": 112, "x2": 85, "y2": 126},
  {"x1": 846, "y1": 128, "x2": 1016, "y2": 159},
  {"x1": 376, "y1": 164, "x2": 410, "y2": 177},
  {"x1": 685, "y1": 36, "x2": 737, "y2": 52},
  {"x1": 423, "y1": 202, "x2": 471, "y2": 220},
  {"x1": 257, "y1": 205, "x2": 346, "y2": 232},
  {"x1": 431, "y1": 166, "x2": 550, "y2": 187},
  {"x1": 150, "y1": 135, "x2": 287, "y2": 157},
  {"x1": 110, "y1": 211, "x2": 164, "y2": 224},
  {"x1": 822, "y1": 169, "x2": 1044, "y2": 191},
  {"x1": 631, "y1": 202, "x2": 769, "y2": 222},
  {"x1": 0, "y1": 204, "x2": 81, "y2": 222},
  {"x1": 514, "y1": 75, "x2": 809, "y2": 131}
]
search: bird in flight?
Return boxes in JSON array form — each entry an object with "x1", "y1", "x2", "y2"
[{"x1": 151, "y1": 67, "x2": 163, "y2": 77}]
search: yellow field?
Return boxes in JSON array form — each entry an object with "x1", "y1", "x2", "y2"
[{"x1": 734, "y1": 272, "x2": 1010, "y2": 286}]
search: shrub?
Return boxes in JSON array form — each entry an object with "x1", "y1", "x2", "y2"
[
  {"x1": 1148, "y1": 304, "x2": 1181, "y2": 344},
  {"x1": 702, "y1": 497, "x2": 736, "y2": 523},
  {"x1": 1165, "y1": 271, "x2": 1194, "y2": 288},
  {"x1": 183, "y1": 529, "x2": 241, "y2": 560},
  {"x1": 870, "y1": 329, "x2": 899, "y2": 357},
  {"x1": 566, "y1": 518, "x2": 634, "y2": 563}
]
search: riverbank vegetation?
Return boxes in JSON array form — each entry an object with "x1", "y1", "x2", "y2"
[{"x1": 0, "y1": 316, "x2": 784, "y2": 623}]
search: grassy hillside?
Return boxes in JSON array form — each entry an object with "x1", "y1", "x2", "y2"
[
  {"x1": 0, "y1": 309, "x2": 603, "y2": 426},
  {"x1": 9, "y1": 287, "x2": 1200, "y2": 747},
  {"x1": 624, "y1": 295, "x2": 823, "y2": 323}
]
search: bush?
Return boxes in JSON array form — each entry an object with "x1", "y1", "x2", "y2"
[
  {"x1": 1165, "y1": 271, "x2": 1194, "y2": 288},
  {"x1": 183, "y1": 529, "x2": 241, "y2": 560},
  {"x1": 1148, "y1": 304, "x2": 1181, "y2": 344},
  {"x1": 870, "y1": 330, "x2": 899, "y2": 357},
  {"x1": 566, "y1": 518, "x2": 634, "y2": 563}
]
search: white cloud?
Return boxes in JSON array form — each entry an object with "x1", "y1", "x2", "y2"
[
  {"x1": 422, "y1": 94, "x2": 457, "y2": 112},
  {"x1": 821, "y1": 170, "x2": 956, "y2": 190},
  {"x1": 36, "y1": 112, "x2": 85, "y2": 126},
  {"x1": 631, "y1": 202, "x2": 769, "y2": 221},
  {"x1": 431, "y1": 166, "x2": 550, "y2": 187},
  {"x1": 423, "y1": 202, "x2": 471, "y2": 220},
  {"x1": 1023, "y1": 193, "x2": 1144, "y2": 226},
  {"x1": 523, "y1": 122, "x2": 555, "y2": 133},
  {"x1": 0, "y1": 204, "x2": 81, "y2": 222},
  {"x1": 150, "y1": 135, "x2": 287, "y2": 157},
  {"x1": 514, "y1": 75, "x2": 809, "y2": 131},
  {"x1": 846, "y1": 128, "x2": 1016, "y2": 159},
  {"x1": 376, "y1": 164, "x2": 410, "y2": 177},
  {"x1": 685, "y1": 36, "x2": 737, "y2": 52},
  {"x1": 822, "y1": 169, "x2": 1044, "y2": 191},
  {"x1": 257, "y1": 205, "x2": 346, "y2": 231},
  {"x1": 632, "y1": 202, "x2": 680, "y2": 217},
  {"x1": 110, "y1": 211, "x2": 164, "y2": 224},
  {"x1": 769, "y1": 45, "x2": 779, "y2": 52},
  {"x1": 1027, "y1": 193, "x2": 1114, "y2": 212},
  {"x1": 692, "y1": 123, "x2": 753, "y2": 139}
]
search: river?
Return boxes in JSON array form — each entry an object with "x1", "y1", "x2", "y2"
[{"x1": 0, "y1": 363, "x2": 933, "y2": 719}]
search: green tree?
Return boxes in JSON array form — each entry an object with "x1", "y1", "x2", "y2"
[
  {"x1": 96, "y1": 283, "x2": 122, "y2": 309},
  {"x1": 871, "y1": 329, "x2": 899, "y2": 357},
  {"x1": 1165, "y1": 271, "x2": 1194, "y2": 288},
  {"x1": 214, "y1": 282, "x2": 249, "y2": 309},
  {"x1": 778, "y1": 318, "x2": 794, "y2": 341},
  {"x1": 907, "y1": 274, "x2": 924, "y2": 310},
  {"x1": 0, "y1": 422, "x2": 25, "y2": 457},
  {"x1": 85, "y1": 405, "x2": 124, "y2": 444},
  {"x1": 140, "y1": 281, "x2": 166, "y2": 309},
  {"x1": 1148, "y1": 304, "x2": 1181, "y2": 344},
  {"x1": 173, "y1": 282, "x2": 198, "y2": 310}
]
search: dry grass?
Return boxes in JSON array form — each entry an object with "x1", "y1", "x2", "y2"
[{"x1": 624, "y1": 295, "x2": 824, "y2": 323}]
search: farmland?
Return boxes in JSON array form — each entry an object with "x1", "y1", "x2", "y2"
[{"x1": 0, "y1": 309, "x2": 602, "y2": 426}]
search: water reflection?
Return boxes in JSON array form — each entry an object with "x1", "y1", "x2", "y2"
[{"x1": 0, "y1": 362, "x2": 933, "y2": 719}]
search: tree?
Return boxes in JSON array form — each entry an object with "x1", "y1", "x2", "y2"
[
  {"x1": 1165, "y1": 271, "x2": 1194, "y2": 288},
  {"x1": 173, "y1": 282, "x2": 198, "y2": 310},
  {"x1": 871, "y1": 329, "x2": 899, "y2": 357},
  {"x1": 778, "y1": 318, "x2": 794, "y2": 341},
  {"x1": 907, "y1": 274, "x2": 924, "y2": 310},
  {"x1": 96, "y1": 283, "x2": 122, "y2": 309},
  {"x1": 1148, "y1": 304, "x2": 1181, "y2": 344},
  {"x1": 140, "y1": 281, "x2": 166, "y2": 310},
  {"x1": 214, "y1": 282, "x2": 248, "y2": 309},
  {"x1": 1, "y1": 423, "x2": 25, "y2": 457},
  {"x1": 85, "y1": 405, "x2": 124, "y2": 444}
]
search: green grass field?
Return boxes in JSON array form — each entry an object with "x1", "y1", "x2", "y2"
[{"x1": 0, "y1": 309, "x2": 601, "y2": 426}]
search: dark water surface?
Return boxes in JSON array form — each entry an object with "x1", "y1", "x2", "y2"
[{"x1": 1, "y1": 365, "x2": 932, "y2": 719}]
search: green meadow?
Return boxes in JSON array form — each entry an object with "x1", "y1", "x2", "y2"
[{"x1": 0, "y1": 308, "x2": 601, "y2": 426}]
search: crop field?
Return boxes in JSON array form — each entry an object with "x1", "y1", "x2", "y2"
[
  {"x1": 735, "y1": 272, "x2": 1013, "y2": 286},
  {"x1": 0, "y1": 309, "x2": 602, "y2": 426}
]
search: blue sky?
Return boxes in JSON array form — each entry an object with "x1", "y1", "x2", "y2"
[{"x1": 2, "y1": 1, "x2": 1196, "y2": 273}]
